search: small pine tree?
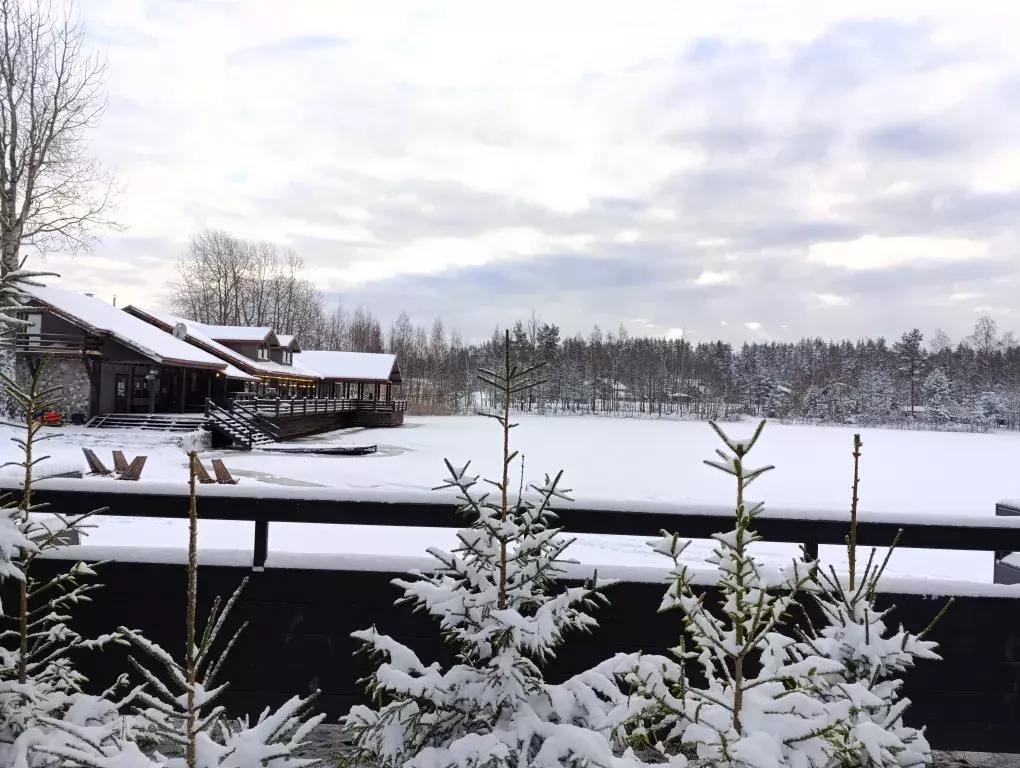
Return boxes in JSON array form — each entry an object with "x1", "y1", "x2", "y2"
[
  {"x1": 892, "y1": 330, "x2": 925, "y2": 418},
  {"x1": 0, "y1": 356, "x2": 132, "y2": 768},
  {"x1": 972, "y1": 390, "x2": 1003, "y2": 431},
  {"x1": 792, "y1": 434, "x2": 951, "y2": 768},
  {"x1": 41, "y1": 453, "x2": 324, "y2": 768},
  {"x1": 341, "y1": 330, "x2": 634, "y2": 768},
  {"x1": 921, "y1": 369, "x2": 952, "y2": 426},
  {"x1": 802, "y1": 386, "x2": 825, "y2": 420},
  {"x1": 602, "y1": 421, "x2": 851, "y2": 768},
  {"x1": 857, "y1": 371, "x2": 895, "y2": 426}
]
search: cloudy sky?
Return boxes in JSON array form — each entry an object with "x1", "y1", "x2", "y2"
[{"x1": 50, "y1": 0, "x2": 1020, "y2": 344}]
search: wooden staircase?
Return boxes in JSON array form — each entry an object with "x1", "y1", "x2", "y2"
[
  {"x1": 204, "y1": 400, "x2": 278, "y2": 450},
  {"x1": 84, "y1": 413, "x2": 207, "y2": 433}
]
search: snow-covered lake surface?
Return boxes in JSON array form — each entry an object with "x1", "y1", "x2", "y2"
[{"x1": 3, "y1": 415, "x2": 1020, "y2": 590}]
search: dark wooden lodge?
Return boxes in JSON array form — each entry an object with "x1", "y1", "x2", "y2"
[{"x1": 11, "y1": 285, "x2": 406, "y2": 443}]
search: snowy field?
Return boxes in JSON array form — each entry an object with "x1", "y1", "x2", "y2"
[{"x1": 3, "y1": 415, "x2": 1020, "y2": 590}]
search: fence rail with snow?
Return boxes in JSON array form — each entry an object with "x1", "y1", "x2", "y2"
[{"x1": 13, "y1": 485, "x2": 1020, "y2": 579}]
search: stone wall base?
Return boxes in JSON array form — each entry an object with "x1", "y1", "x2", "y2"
[{"x1": 16, "y1": 356, "x2": 92, "y2": 419}]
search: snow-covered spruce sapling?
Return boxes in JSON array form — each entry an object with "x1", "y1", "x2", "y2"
[
  {"x1": 792, "y1": 434, "x2": 952, "y2": 768},
  {"x1": 0, "y1": 355, "x2": 135, "y2": 768},
  {"x1": 40, "y1": 452, "x2": 325, "y2": 768},
  {"x1": 602, "y1": 420, "x2": 853, "y2": 768},
  {"x1": 342, "y1": 329, "x2": 638, "y2": 768}
]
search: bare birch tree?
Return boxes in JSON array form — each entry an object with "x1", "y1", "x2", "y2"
[{"x1": 0, "y1": 0, "x2": 115, "y2": 414}]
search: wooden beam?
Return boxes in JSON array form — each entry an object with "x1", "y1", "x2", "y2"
[{"x1": 13, "y1": 486, "x2": 1020, "y2": 557}]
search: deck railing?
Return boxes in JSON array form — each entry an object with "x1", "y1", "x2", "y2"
[
  {"x1": 11, "y1": 485, "x2": 1020, "y2": 574},
  {"x1": 13, "y1": 332, "x2": 102, "y2": 354},
  {"x1": 234, "y1": 396, "x2": 407, "y2": 418}
]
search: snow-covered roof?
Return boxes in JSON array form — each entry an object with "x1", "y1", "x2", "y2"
[
  {"x1": 217, "y1": 361, "x2": 260, "y2": 382},
  {"x1": 23, "y1": 284, "x2": 229, "y2": 371},
  {"x1": 294, "y1": 351, "x2": 399, "y2": 382},
  {"x1": 276, "y1": 334, "x2": 301, "y2": 351},
  {"x1": 201, "y1": 325, "x2": 277, "y2": 345},
  {"x1": 124, "y1": 307, "x2": 317, "y2": 381}
]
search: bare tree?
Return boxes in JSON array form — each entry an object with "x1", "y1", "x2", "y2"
[
  {"x1": 169, "y1": 230, "x2": 327, "y2": 340},
  {"x1": 0, "y1": 0, "x2": 116, "y2": 414}
]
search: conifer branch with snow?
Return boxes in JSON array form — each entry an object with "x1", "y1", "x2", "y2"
[
  {"x1": 790, "y1": 434, "x2": 952, "y2": 768},
  {"x1": 601, "y1": 420, "x2": 854, "y2": 768},
  {"x1": 40, "y1": 453, "x2": 325, "y2": 768},
  {"x1": 342, "y1": 330, "x2": 639, "y2": 768},
  {"x1": 0, "y1": 355, "x2": 134, "y2": 768}
]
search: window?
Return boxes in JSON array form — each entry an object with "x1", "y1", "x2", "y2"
[
  {"x1": 257, "y1": 346, "x2": 269, "y2": 360},
  {"x1": 282, "y1": 349, "x2": 292, "y2": 365}
]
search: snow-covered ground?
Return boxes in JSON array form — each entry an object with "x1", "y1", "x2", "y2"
[{"x1": 3, "y1": 415, "x2": 1020, "y2": 589}]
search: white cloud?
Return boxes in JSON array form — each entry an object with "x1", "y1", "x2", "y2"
[
  {"x1": 33, "y1": 0, "x2": 1019, "y2": 344},
  {"x1": 816, "y1": 293, "x2": 849, "y2": 307},
  {"x1": 806, "y1": 236, "x2": 990, "y2": 270},
  {"x1": 694, "y1": 271, "x2": 737, "y2": 286},
  {"x1": 745, "y1": 321, "x2": 762, "y2": 330},
  {"x1": 948, "y1": 292, "x2": 985, "y2": 302}
]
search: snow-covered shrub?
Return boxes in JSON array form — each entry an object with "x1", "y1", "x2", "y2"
[
  {"x1": 0, "y1": 356, "x2": 135, "y2": 768},
  {"x1": 921, "y1": 369, "x2": 952, "y2": 426},
  {"x1": 600, "y1": 420, "x2": 855, "y2": 768},
  {"x1": 341, "y1": 331, "x2": 637, "y2": 768},
  {"x1": 792, "y1": 434, "x2": 949, "y2": 768},
  {"x1": 971, "y1": 390, "x2": 1004, "y2": 431},
  {"x1": 40, "y1": 453, "x2": 325, "y2": 768}
]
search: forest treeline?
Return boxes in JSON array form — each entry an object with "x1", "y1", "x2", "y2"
[{"x1": 169, "y1": 230, "x2": 1020, "y2": 430}]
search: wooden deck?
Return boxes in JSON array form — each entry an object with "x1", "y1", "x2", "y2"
[{"x1": 207, "y1": 397, "x2": 406, "y2": 447}]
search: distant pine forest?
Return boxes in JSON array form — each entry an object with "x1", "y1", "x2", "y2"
[{"x1": 170, "y1": 230, "x2": 1020, "y2": 431}]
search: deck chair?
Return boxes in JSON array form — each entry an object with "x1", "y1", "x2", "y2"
[
  {"x1": 211, "y1": 458, "x2": 238, "y2": 485},
  {"x1": 193, "y1": 458, "x2": 215, "y2": 484},
  {"x1": 112, "y1": 450, "x2": 129, "y2": 474},
  {"x1": 82, "y1": 448, "x2": 112, "y2": 476},
  {"x1": 118, "y1": 455, "x2": 147, "y2": 481}
]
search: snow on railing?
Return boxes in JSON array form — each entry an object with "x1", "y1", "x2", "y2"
[{"x1": 5, "y1": 483, "x2": 1020, "y2": 577}]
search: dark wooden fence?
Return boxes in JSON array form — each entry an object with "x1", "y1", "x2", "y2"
[{"x1": 5, "y1": 488, "x2": 1020, "y2": 753}]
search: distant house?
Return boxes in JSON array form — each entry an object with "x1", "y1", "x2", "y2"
[
  {"x1": 294, "y1": 350, "x2": 402, "y2": 401},
  {"x1": 123, "y1": 308, "x2": 403, "y2": 402},
  {"x1": 123, "y1": 308, "x2": 320, "y2": 399},
  {"x1": 14, "y1": 284, "x2": 256, "y2": 420},
  {"x1": 10, "y1": 284, "x2": 407, "y2": 439}
]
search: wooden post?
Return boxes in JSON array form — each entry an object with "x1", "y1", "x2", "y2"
[{"x1": 253, "y1": 519, "x2": 268, "y2": 569}]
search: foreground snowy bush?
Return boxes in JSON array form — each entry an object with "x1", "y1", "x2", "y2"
[
  {"x1": 342, "y1": 332, "x2": 639, "y2": 768},
  {"x1": 39, "y1": 454, "x2": 325, "y2": 768},
  {"x1": 0, "y1": 358, "x2": 134, "y2": 768},
  {"x1": 1, "y1": 360, "x2": 324, "y2": 767},
  {"x1": 600, "y1": 420, "x2": 855, "y2": 768},
  {"x1": 790, "y1": 434, "x2": 949, "y2": 768},
  {"x1": 598, "y1": 421, "x2": 946, "y2": 768}
]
